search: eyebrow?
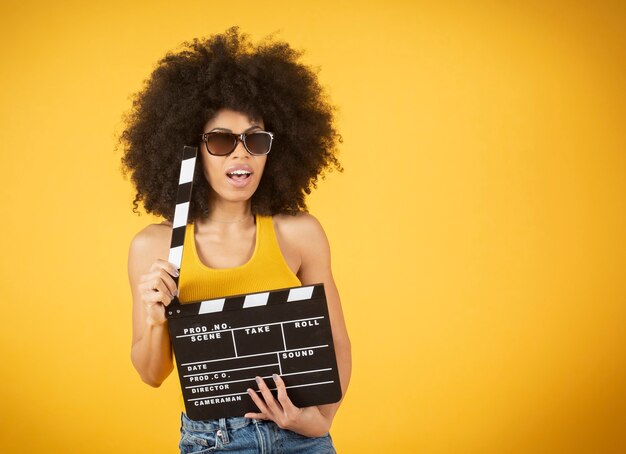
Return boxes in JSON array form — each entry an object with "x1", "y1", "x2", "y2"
[{"x1": 209, "y1": 125, "x2": 262, "y2": 133}]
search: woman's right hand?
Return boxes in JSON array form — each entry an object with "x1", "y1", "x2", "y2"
[{"x1": 138, "y1": 259, "x2": 180, "y2": 326}]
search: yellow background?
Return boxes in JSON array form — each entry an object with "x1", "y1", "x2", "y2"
[{"x1": 1, "y1": 1, "x2": 625, "y2": 452}]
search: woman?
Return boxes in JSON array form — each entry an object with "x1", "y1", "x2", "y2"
[{"x1": 120, "y1": 27, "x2": 351, "y2": 453}]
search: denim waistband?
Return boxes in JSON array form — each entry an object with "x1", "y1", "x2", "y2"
[{"x1": 180, "y1": 412, "x2": 257, "y2": 433}]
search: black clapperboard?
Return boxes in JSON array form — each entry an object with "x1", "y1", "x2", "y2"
[{"x1": 165, "y1": 146, "x2": 342, "y2": 420}]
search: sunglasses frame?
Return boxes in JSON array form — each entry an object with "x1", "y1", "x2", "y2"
[{"x1": 199, "y1": 131, "x2": 274, "y2": 156}]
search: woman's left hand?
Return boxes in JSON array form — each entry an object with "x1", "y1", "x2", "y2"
[{"x1": 244, "y1": 374, "x2": 331, "y2": 438}]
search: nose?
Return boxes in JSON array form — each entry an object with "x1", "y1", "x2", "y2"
[{"x1": 230, "y1": 137, "x2": 249, "y2": 159}]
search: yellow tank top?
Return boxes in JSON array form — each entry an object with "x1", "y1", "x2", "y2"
[
  {"x1": 173, "y1": 214, "x2": 301, "y2": 413},
  {"x1": 177, "y1": 214, "x2": 301, "y2": 300}
]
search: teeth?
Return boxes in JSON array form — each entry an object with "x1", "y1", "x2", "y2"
[{"x1": 228, "y1": 169, "x2": 251, "y2": 175}]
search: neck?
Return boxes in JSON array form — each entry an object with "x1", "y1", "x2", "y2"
[{"x1": 200, "y1": 198, "x2": 254, "y2": 228}]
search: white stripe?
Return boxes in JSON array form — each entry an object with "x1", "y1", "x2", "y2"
[
  {"x1": 179, "y1": 158, "x2": 195, "y2": 184},
  {"x1": 180, "y1": 343, "x2": 328, "y2": 366},
  {"x1": 185, "y1": 374, "x2": 271, "y2": 389},
  {"x1": 176, "y1": 316, "x2": 324, "y2": 339},
  {"x1": 183, "y1": 362, "x2": 278, "y2": 378},
  {"x1": 168, "y1": 245, "x2": 183, "y2": 269},
  {"x1": 287, "y1": 286, "x2": 314, "y2": 302},
  {"x1": 184, "y1": 368, "x2": 332, "y2": 388},
  {"x1": 172, "y1": 202, "x2": 189, "y2": 228},
  {"x1": 282, "y1": 367, "x2": 332, "y2": 377},
  {"x1": 188, "y1": 381, "x2": 335, "y2": 402},
  {"x1": 199, "y1": 298, "x2": 225, "y2": 314},
  {"x1": 243, "y1": 292, "x2": 269, "y2": 308}
]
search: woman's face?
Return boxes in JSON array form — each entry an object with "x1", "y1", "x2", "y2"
[{"x1": 200, "y1": 108, "x2": 268, "y2": 205}]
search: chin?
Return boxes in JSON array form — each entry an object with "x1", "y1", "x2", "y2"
[
  {"x1": 230, "y1": 193, "x2": 255, "y2": 202},
  {"x1": 223, "y1": 187, "x2": 258, "y2": 202}
]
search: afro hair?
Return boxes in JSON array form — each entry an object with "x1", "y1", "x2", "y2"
[{"x1": 119, "y1": 26, "x2": 342, "y2": 222}]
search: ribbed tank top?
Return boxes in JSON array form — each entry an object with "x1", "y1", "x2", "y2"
[
  {"x1": 173, "y1": 214, "x2": 301, "y2": 414},
  {"x1": 177, "y1": 214, "x2": 301, "y2": 301}
]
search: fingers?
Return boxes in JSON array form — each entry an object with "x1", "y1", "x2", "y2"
[
  {"x1": 248, "y1": 377, "x2": 280, "y2": 417},
  {"x1": 140, "y1": 261, "x2": 180, "y2": 307},
  {"x1": 245, "y1": 375, "x2": 301, "y2": 429},
  {"x1": 150, "y1": 259, "x2": 180, "y2": 280},
  {"x1": 244, "y1": 412, "x2": 263, "y2": 419},
  {"x1": 148, "y1": 260, "x2": 180, "y2": 295},
  {"x1": 255, "y1": 376, "x2": 283, "y2": 416},
  {"x1": 245, "y1": 376, "x2": 328, "y2": 437},
  {"x1": 157, "y1": 268, "x2": 179, "y2": 299},
  {"x1": 272, "y1": 374, "x2": 298, "y2": 414},
  {"x1": 246, "y1": 385, "x2": 270, "y2": 417},
  {"x1": 139, "y1": 278, "x2": 173, "y2": 306}
]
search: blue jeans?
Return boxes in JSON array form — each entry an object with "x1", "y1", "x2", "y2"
[{"x1": 179, "y1": 412, "x2": 337, "y2": 453}]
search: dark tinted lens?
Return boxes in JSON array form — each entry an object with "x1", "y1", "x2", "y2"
[
  {"x1": 245, "y1": 132, "x2": 272, "y2": 155},
  {"x1": 206, "y1": 133, "x2": 236, "y2": 155}
]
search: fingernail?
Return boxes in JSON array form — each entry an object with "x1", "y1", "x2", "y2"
[
  {"x1": 173, "y1": 269, "x2": 179, "y2": 277},
  {"x1": 272, "y1": 374, "x2": 279, "y2": 381},
  {"x1": 255, "y1": 376, "x2": 262, "y2": 385}
]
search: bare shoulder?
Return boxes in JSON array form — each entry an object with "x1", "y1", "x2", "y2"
[
  {"x1": 273, "y1": 212, "x2": 328, "y2": 247},
  {"x1": 273, "y1": 212, "x2": 330, "y2": 268},
  {"x1": 273, "y1": 213, "x2": 334, "y2": 285},
  {"x1": 129, "y1": 221, "x2": 173, "y2": 263}
]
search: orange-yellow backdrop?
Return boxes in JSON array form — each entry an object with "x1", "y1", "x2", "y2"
[{"x1": 1, "y1": 1, "x2": 625, "y2": 452}]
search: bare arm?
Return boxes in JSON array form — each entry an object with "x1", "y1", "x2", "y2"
[
  {"x1": 295, "y1": 215, "x2": 352, "y2": 421},
  {"x1": 244, "y1": 213, "x2": 352, "y2": 436},
  {"x1": 128, "y1": 225, "x2": 179, "y2": 387}
]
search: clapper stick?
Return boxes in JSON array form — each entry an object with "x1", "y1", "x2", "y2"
[{"x1": 166, "y1": 145, "x2": 198, "y2": 317}]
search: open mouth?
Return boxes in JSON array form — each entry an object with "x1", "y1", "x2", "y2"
[{"x1": 226, "y1": 169, "x2": 252, "y2": 181}]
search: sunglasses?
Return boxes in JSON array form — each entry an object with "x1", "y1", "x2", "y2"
[{"x1": 199, "y1": 131, "x2": 274, "y2": 156}]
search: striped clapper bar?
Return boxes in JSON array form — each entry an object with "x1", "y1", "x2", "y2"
[{"x1": 165, "y1": 147, "x2": 342, "y2": 421}]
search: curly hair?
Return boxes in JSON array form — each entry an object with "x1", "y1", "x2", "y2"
[{"x1": 119, "y1": 27, "x2": 342, "y2": 222}]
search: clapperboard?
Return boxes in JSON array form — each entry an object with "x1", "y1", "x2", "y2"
[{"x1": 165, "y1": 146, "x2": 342, "y2": 420}]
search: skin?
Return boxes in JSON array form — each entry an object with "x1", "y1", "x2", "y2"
[{"x1": 128, "y1": 108, "x2": 352, "y2": 438}]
